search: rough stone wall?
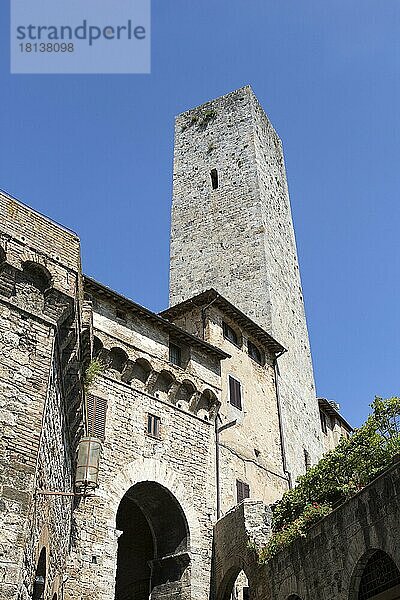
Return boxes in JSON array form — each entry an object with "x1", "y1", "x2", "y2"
[
  {"x1": 65, "y1": 292, "x2": 222, "y2": 600},
  {"x1": 176, "y1": 306, "x2": 288, "y2": 513},
  {"x1": 171, "y1": 304, "x2": 288, "y2": 513},
  {"x1": 250, "y1": 92, "x2": 322, "y2": 482},
  {"x1": 262, "y1": 459, "x2": 400, "y2": 600},
  {"x1": 212, "y1": 460, "x2": 400, "y2": 600},
  {"x1": 169, "y1": 87, "x2": 323, "y2": 483},
  {"x1": 207, "y1": 306, "x2": 288, "y2": 511},
  {"x1": 23, "y1": 356, "x2": 74, "y2": 600},
  {"x1": 0, "y1": 191, "x2": 82, "y2": 599},
  {"x1": 0, "y1": 303, "x2": 55, "y2": 599},
  {"x1": 212, "y1": 500, "x2": 272, "y2": 600}
]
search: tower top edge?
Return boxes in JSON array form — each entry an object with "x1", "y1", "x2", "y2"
[
  {"x1": 174, "y1": 85, "x2": 279, "y2": 139},
  {"x1": 175, "y1": 84, "x2": 257, "y2": 118}
]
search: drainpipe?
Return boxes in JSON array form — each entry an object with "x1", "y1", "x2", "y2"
[
  {"x1": 201, "y1": 294, "x2": 220, "y2": 340},
  {"x1": 215, "y1": 414, "x2": 237, "y2": 519},
  {"x1": 273, "y1": 350, "x2": 293, "y2": 489}
]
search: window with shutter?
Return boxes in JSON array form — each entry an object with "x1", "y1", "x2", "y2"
[
  {"x1": 229, "y1": 376, "x2": 242, "y2": 410},
  {"x1": 86, "y1": 394, "x2": 108, "y2": 441},
  {"x1": 236, "y1": 479, "x2": 250, "y2": 504}
]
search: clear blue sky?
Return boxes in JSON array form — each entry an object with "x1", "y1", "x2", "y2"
[{"x1": 1, "y1": 1, "x2": 399, "y2": 427}]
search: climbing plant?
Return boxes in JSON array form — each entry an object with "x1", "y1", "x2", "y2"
[{"x1": 258, "y1": 397, "x2": 400, "y2": 562}]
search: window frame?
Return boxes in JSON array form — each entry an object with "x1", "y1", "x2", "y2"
[
  {"x1": 229, "y1": 375, "x2": 242, "y2": 410},
  {"x1": 210, "y1": 168, "x2": 219, "y2": 190},
  {"x1": 169, "y1": 342, "x2": 182, "y2": 367},
  {"x1": 146, "y1": 413, "x2": 161, "y2": 439},
  {"x1": 247, "y1": 339, "x2": 263, "y2": 365},
  {"x1": 222, "y1": 321, "x2": 240, "y2": 347}
]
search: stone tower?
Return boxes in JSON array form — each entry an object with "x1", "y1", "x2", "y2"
[{"x1": 169, "y1": 86, "x2": 323, "y2": 482}]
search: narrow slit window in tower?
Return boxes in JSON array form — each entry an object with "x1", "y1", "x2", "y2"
[{"x1": 210, "y1": 169, "x2": 218, "y2": 189}]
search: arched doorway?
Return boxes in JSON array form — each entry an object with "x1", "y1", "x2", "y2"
[
  {"x1": 218, "y1": 567, "x2": 251, "y2": 600},
  {"x1": 352, "y1": 549, "x2": 400, "y2": 600},
  {"x1": 231, "y1": 570, "x2": 249, "y2": 600},
  {"x1": 115, "y1": 481, "x2": 190, "y2": 600}
]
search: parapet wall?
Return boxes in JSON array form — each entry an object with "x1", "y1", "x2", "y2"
[
  {"x1": 263, "y1": 458, "x2": 400, "y2": 600},
  {"x1": 213, "y1": 459, "x2": 400, "y2": 600}
]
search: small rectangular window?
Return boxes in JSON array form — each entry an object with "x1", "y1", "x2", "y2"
[
  {"x1": 147, "y1": 414, "x2": 161, "y2": 438},
  {"x1": 223, "y1": 321, "x2": 239, "y2": 346},
  {"x1": 236, "y1": 479, "x2": 250, "y2": 504},
  {"x1": 229, "y1": 376, "x2": 242, "y2": 410},
  {"x1": 210, "y1": 169, "x2": 218, "y2": 189},
  {"x1": 169, "y1": 343, "x2": 182, "y2": 366}
]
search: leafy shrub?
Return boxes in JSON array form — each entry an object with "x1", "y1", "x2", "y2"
[{"x1": 259, "y1": 397, "x2": 400, "y2": 561}]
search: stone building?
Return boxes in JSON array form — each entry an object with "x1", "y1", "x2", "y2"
[
  {"x1": 318, "y1": 397, "x2": 353, "y2": 453},
  {"x1": 0, "y1": 87, "x2": 398, "y2": 600}
]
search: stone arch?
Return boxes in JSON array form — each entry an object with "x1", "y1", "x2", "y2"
[
  {"x1": 175, "y1": 379, "x2": 197, "y2": 410},
  {"x1": 93, "y1": 336, "x2": 103, "y2": 359},
  {"x1": 152, "y1": 369, "x2": 176, "y2": 400},
  {"x1": 214, "y1": 501, "x2": 270, "y2": 600},
  {"x1": 217, "y1": 564, "x2": 253, "y2": 600},
  {"x1": 107, "y1": 347, "x2": 129, "y2": 376},
  {"x1": 115, "y1": 481, "x2": 190, "y2": 600},
  {"x1": 22, "y1": 261, "x2": 52, "y2": 292},
  {"x1": 109, "y1": 458, "x2": 202, "y2": 600},
  {"x1": 349, "y1": 548, "x2": 400, "y2": 600},
  {"x1": 108, "y1": 457, "x2": 201, "y2": 549},
  {"x1": 195, "y1": 388, "x2": 219, "y2": 420},
  {"x1": 286, "y1": 596, "x2": 303, "y2": 600},
  {"x1": 124, "y1": 357, "x2": 153, "y2": 386},
  {"x1": 15, "y1": 261, "x2": 52, "y2": 312}
]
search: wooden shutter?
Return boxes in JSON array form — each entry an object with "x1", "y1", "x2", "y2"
[
  {"x1": 229, "y1": 376, "x2": 242, "y2": 410},
  {"x1": 236, "y1": 480, "x2": 250, "y2": 504},
  {"x1": 86, "y1": 394, "x2": 107, "y2": 441}
]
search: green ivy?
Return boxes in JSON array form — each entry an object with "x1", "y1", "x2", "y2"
[
  {"x1": 83, "y1": 359, "x2": 104, "y2": 392},
  {"x1": 258, "y1": 397, "x2": 400, "y2": 562}
]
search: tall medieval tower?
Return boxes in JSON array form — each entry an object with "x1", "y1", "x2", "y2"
[{"x1": 169, "y1": 86, "x2": 323, "y2": 482}]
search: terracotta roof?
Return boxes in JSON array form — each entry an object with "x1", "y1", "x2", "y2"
[
  {"x1": 84, "y1": 277, "x2": 230, "y2": 361},
  {"x1": 160, "y1": 289, "x2": 286, "y2": 356}
]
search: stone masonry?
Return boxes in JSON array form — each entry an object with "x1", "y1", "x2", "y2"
[
  {"x1": 1, "y1": 87, "x2": 394, "y2": 600},
  {"x1": 169, "y1": 86, "x2": 323, "y2": 483},
  {"x1": 0, "y1": 191, "x2": 82, "y2": 599},
  {"x1": 212, "y1": 457, "x2": 400, "y2": 600}
]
